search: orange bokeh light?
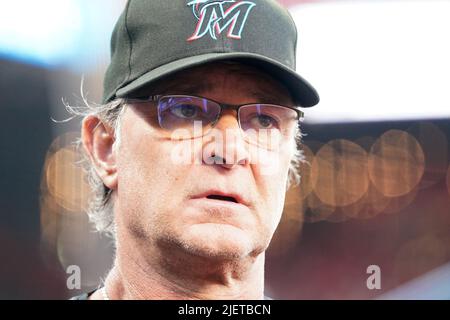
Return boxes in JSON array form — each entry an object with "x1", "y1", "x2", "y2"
[
  {"x1": 312, "y1": 139, "x2": 369, "y2": 207},
  {"x1": 369, "y1": 130, "x2": 425, "y2": 197}
]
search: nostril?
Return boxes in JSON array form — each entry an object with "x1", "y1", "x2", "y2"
[{"x1": 210, "y1": 154, "x2": 224, "y2": 165}]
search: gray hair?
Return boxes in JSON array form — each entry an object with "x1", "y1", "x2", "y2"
[
  {"x1": 66, "y1": 98, "x2": 305, "y2": 239},
  {"x1": 66, "y1": 97, "x2": 125, "y2": 238}
]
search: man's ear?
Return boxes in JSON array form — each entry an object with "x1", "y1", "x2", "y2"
[{"x1": 81, "y1": 116, "x2": 118, "y2": 190}]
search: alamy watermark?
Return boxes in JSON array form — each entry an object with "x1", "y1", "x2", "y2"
[
  {"x1": 66, "y1": 265, "x2": 81, "y2": 290},
  {"x1": 366, "y1": 265, "x2": 381, "y2": 290},
  {"x1": 169, "y1": 121, "x2": 286, "y2": 176}
]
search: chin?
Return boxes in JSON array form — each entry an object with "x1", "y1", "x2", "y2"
[{"x1": 178, "y1": 223, "x2": 259, "y2": 260}]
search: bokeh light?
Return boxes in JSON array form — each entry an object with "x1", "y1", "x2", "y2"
[
  {"x1": 293, "y1": 0, "x2": 450, "y2": 123},
  {"x1": 303, "y1": 192, "x2": 336, "y2": 223},
  {"x1": 40, "y1": 132, "x2": 88, "y2": 251},
  {"x1": 40, "y1": 132, "x2": 114, "y2": 290},
  {"x1": 407, "y1": 122, "x2": 448, "y2": 189},
  {"x1": 355, "y1": 136, "x2": 376, "y2": 152},
  {"x1": 312, "y1": 139, "x2": 369, "y2": 207},
  {"x1": 40, "y1": 186, "x2": 62, "y2": 253},
  {"x1": 368, "y1": 130, "x2": 425, "y2": 197},
  {"x1": 45, "y1": 147, "x2": 90, "y2": 212},
  {"x1": 301, "y1": 130, "x2": 432, "y2": 223},
  {"x1": 332, "y1": 184, "x2": 390, "y2": 221},
  {"x1": 383, "y1": 187, "x2": 419, "y2": 215},
  {"x1": 352, "y1": 184, "x2": 391, "y2": 220}
]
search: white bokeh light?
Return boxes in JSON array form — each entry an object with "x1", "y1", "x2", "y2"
[
  {"x1": 291, "y1": 0, "x2": 450, "y2": 123},
  {"x1": 0, "y1": 0, "x2": 126, "y2": 68},
  {"x1": 0, "y1": 0, "x2": 82, "y2": 65}
]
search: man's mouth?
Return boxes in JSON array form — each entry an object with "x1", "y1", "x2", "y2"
[
  {"x1": 188, "y1": 190, "x2": 251, "y2": 217},
  {"x1": 191, "y1": 190, "x2": 248, "y2": 206},
  {"x1": 206, "y1": 194, "x2": 238, "y2": 203}
]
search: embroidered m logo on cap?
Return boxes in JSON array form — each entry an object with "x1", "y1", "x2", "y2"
[{"x1": 187, "y1": 0, "x2": 256, "y2": 41}]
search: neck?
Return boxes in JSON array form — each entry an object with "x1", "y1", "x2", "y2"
[{"x1": 100, "y1": 237, "x2": 266, "y2": 300}]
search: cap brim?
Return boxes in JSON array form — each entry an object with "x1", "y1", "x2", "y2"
[{"x1": 115, "y1": 52, "x2": 319, "y2": 107}]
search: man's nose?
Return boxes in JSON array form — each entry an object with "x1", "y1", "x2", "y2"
[{"x1": 203, "y1": 110, "x2": 250, "y2": 169}]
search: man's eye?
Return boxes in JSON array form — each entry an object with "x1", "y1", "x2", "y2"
[
  {"x1": 169, "y1": 104, "x2": 199, "y2": 118},
  {"x1": 250, "y1": 114, "x2": 279, "y2": 129}
]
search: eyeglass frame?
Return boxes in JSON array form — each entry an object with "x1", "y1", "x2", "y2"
[{"x1": 125, "y1": 94, "x2": 305, "y2": 133}]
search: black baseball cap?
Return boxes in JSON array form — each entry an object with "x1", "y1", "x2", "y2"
[{"x1": 102, "y1": 0, "x2": 319, "y2": 107}]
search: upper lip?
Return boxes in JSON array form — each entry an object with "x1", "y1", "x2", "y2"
[{"x1": 191, "y1": 189, "x2": 249, "y2": 207}]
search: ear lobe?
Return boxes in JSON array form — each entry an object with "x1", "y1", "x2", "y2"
[{"x1": 81, "y1": 116, "x2": 118, "y2": 190}]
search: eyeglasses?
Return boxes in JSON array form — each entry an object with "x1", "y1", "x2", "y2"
[{"x1": 125, "y1": 95, "x2": 303, "y2": 149}]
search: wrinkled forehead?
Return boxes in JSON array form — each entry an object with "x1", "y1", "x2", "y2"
[{"x1": 132, "y1": 61, "x2": 294, "y2": 105}]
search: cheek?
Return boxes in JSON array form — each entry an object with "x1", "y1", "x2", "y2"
[
  {"x1": 115, "y1": 140, "x2": 192, "y2": 242},
  {"x1": 114, "y1": 113, "x2": 183, "y2": 225},
  {"x1": 251, "y1": 141, "x2": 294, "y2": 190},
  {"x1": 251, "y1": 143, "x2": 294, "y2": 229},
  {"x1": 117, "y1": 140, "x2": 184, "y2": 203}
]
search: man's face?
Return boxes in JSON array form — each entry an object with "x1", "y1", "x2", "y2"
[{"x1": 114, "y1": 62, "x2": 297, "y2": 260}]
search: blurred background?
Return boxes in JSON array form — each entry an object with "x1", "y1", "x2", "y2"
[{"x1": 0, "y1": 0, "x2": 449, "y2": 299}]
